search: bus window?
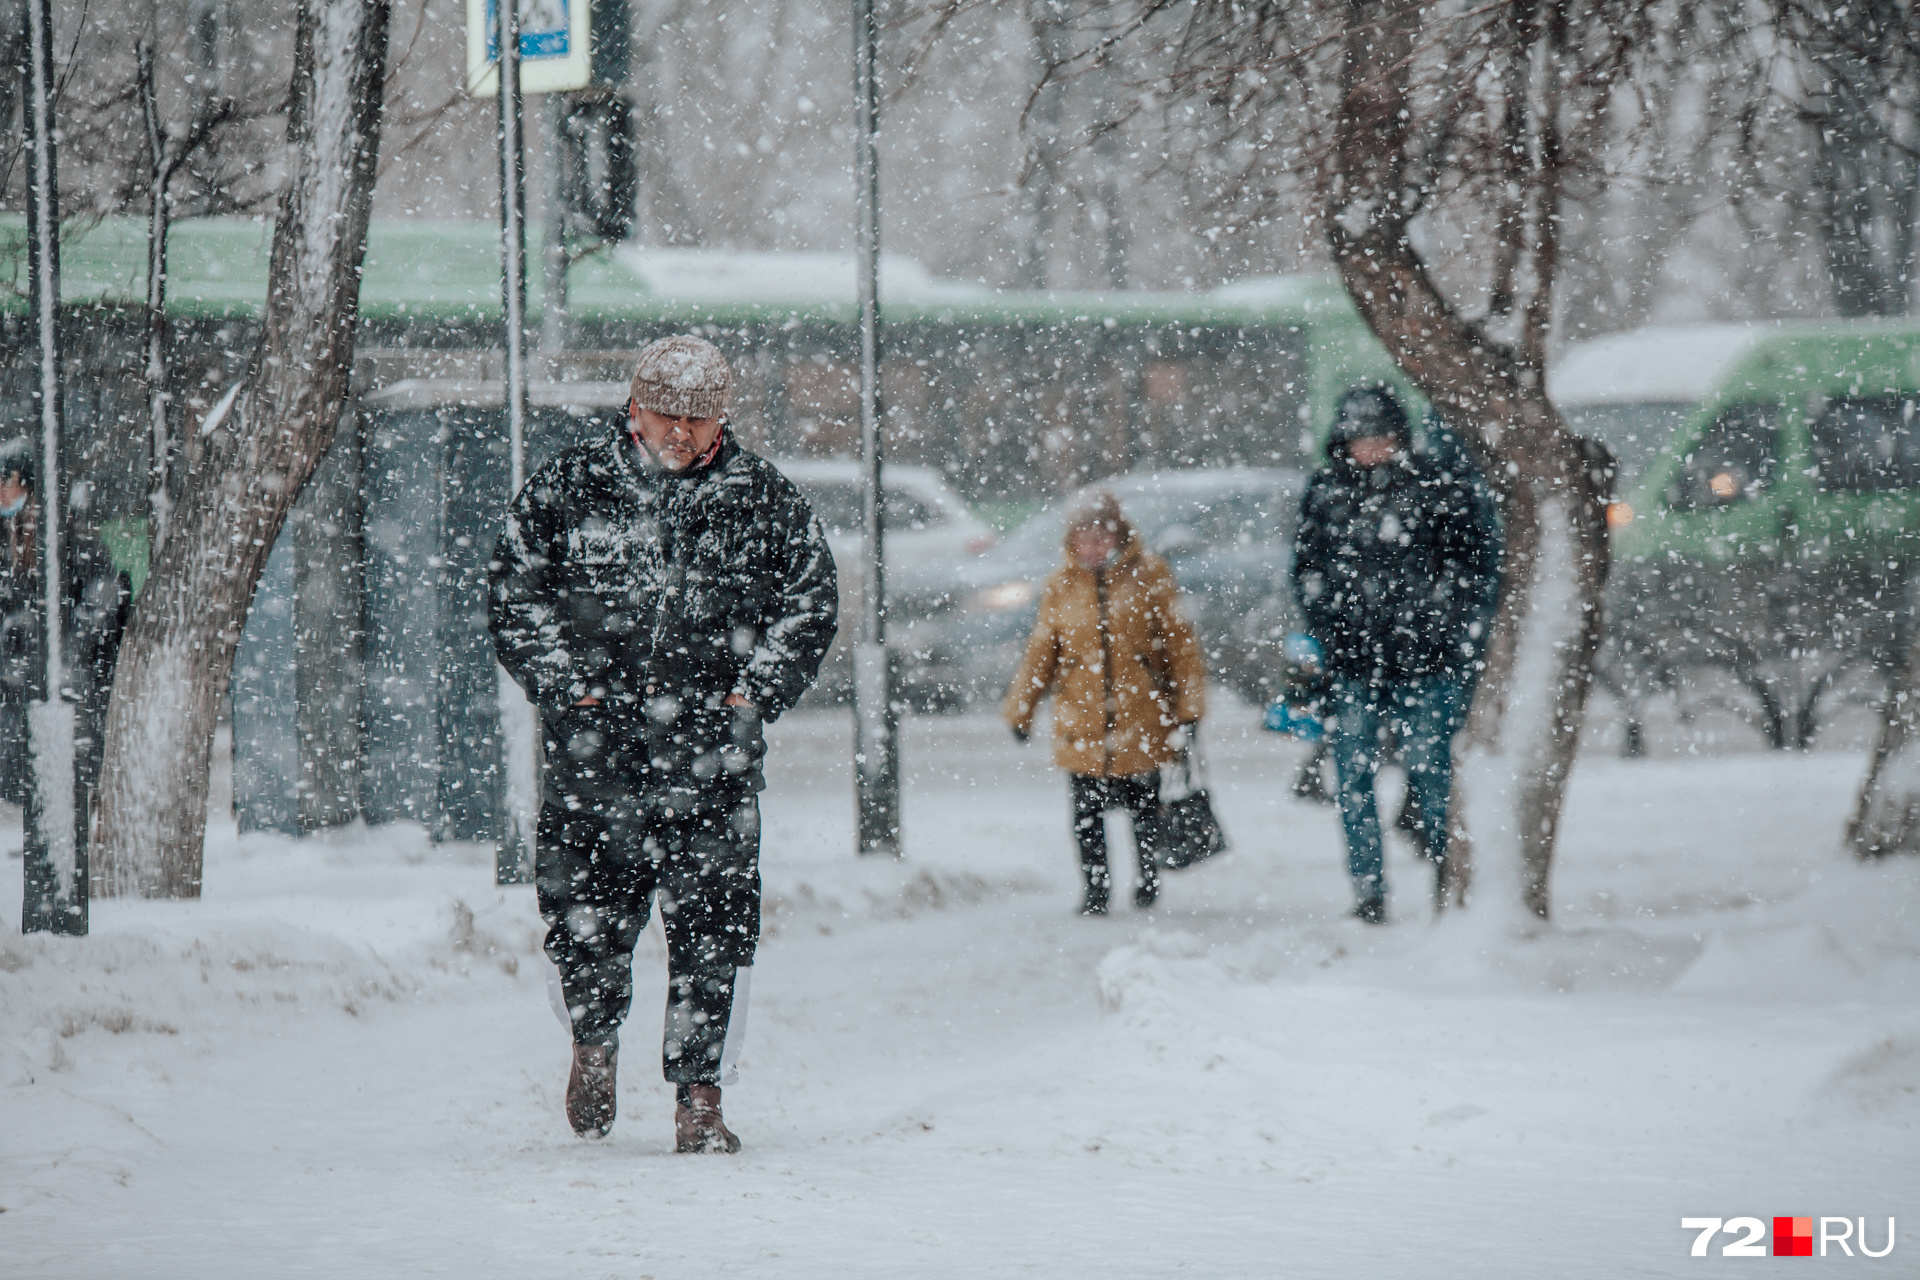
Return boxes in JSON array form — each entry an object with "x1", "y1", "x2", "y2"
[
  {"x1": 1666, "y1": 403, "x2": 1779, "y2": 513},
  {"x1": 1811, "y1": 395, "x2": 1920, "y2": 493}
]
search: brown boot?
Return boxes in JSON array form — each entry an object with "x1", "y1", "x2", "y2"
[
  {"x1": 566, "y1": 1044, "x2": 617, "y2": 1139},
  {"x1": 674, "y1": 1083, "x2": 741, "y2": 1154}
]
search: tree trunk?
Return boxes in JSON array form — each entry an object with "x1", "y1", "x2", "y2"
[
  {"x1": 1325, "y1": 0, "x2": 1609, "y2": 923},
  {"x1": 1021, "y1": 0, "x2": 1073, "y2": 290},
  {"x1": 91, "y1": 0, "x2": 391, "y2": 898},
  {"x1": 1850, "y1": 572, "x2": 1920, "y2": 856},
  {"x1": 293, "y1": 407, "x2": 364, "y2": 832}
]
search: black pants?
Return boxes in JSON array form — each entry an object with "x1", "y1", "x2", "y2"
[
  {"x1": 536, "y1": 791, "x2": 759, "y2": 1086},
  {"x1": 1070, "y1": 772, "x2": 1160, "y2": 891}
]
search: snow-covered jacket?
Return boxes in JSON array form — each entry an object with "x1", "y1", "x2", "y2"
[
  {"x1": 0, "y1": 527, "x2": 130, "y2": 705},
  {"x1": 0, "y1": 527, "x2": 130, "y2": 805},
  {"x1": 1004, "y1": 524, "x2": 1205, "y2": 778},
  {"x1": 488, "y1": 429, "x2": 837, "y2": 803},
  {"x1": 1291, "y1": 448, "x2": 1498, "y2": 686}
]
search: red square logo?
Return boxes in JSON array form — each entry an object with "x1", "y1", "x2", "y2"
[{"x1": 1774, "y1": 1217, "x2": 1813, "y2": 1257}]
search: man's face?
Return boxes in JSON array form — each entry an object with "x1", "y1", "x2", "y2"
[
  {"x1": 631, "y1": 405, "x2": 723, "y2": 471},
  {"x1": 1347, "y1": 435, "x2": 1400, "y2": 468},
  {"x1": 0, "y1": 471, "x2": 29, "y2": 517}
]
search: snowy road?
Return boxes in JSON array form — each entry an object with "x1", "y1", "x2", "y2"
[{"x1": 4, "y1": 704, "x2": 1917, "y2": 1277}]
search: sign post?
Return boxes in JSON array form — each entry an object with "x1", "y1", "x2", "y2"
[
  {"x1": 851, "y1": 0, "x2": 899, "y2": 855},
  {"x1": 469, "y1": 0, "x2": 592, "y2": 885}
]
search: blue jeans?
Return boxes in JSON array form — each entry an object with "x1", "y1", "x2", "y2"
[{"x1": 1327, "y1": 677, "x2": 1464, "y2": 904}]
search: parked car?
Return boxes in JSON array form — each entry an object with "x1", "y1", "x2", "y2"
[
  {"x1": 890, "y1": 467, "x2": 1307, "y2": 709},
  {"x1": 775, "y1": 458, "x2": 998, "y2": 703}
]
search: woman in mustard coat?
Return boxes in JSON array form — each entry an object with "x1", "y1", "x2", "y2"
[{"x1": 1005, "y1": 490, "x2": 1206, "y2": 914}]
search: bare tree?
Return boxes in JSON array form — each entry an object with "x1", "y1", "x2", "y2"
[
  {"x1": 91, "y1": 0, "x2": 391, "y2": 898},
  {"x1": 1019, "y1": 0, "x2": 1074, "y2": 288},
  {"x1": 1771, "y1": 0, "x2": 1920, "y2": 319},
  {"x1": 1320, "y1": 1, "x2": 1619, "y2": 920},
  {"x1": 137, "y1": 39, "x2": 235, "y2": 557},
  {"x1": 1852, "y1": 590, "x2": 1920, "y2": 855},
  {"x1": 1750, "y1": 2, "x2": 1920, "y2": 855},
  {"x1": 20, "y1": 3, "x2": 290, "y2": 228}
]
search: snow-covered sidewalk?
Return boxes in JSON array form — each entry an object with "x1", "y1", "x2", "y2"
[{"x1": 4, "y1": 705, "x2": 1916, "y2": 1277}]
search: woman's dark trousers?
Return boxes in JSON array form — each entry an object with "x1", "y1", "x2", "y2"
[{"x1": 1070, "y1": 772, "x2": 1160, "y2": 899}]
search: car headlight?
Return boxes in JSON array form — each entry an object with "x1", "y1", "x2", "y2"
[{"x1": 967, "y1": 580, "x2": 1037, "y2": 613}]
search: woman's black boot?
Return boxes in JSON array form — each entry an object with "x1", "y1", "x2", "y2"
[
  {"x1": 1134, "y1": 849, "x2": 1161, "y2": 910},
  {"x1": 1079, "y1": 863, "x2": 1111, "y2": 916}
]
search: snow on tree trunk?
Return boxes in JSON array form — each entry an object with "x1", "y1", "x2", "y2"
[
  {"x1": 1455, "y1": 489, "x2": 1600, "y2": 923},
  {"x1": 1325, "y1": 0, "x2": 1609, "y2": 924},
  {"x1": 91, "y1": 0, "x2": 391, "y2": 898}
]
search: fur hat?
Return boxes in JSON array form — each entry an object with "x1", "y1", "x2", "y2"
[
  {"x1": 629, "y1": 335, "x2": 731, "y2": 420},
  {"x1": 1064, "y1": 487, "x2": 1127, "y2": 535},
  {"x1": 1061, "y1": 487, "x2": 1137, "y2": 555}
]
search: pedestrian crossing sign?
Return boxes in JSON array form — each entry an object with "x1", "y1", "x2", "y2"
[{"x1": 466, "y1": 0, "x2": 591, "y2": 97}]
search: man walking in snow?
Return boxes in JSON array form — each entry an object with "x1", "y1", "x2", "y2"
[
  {"x1": 1291, "y1": 386, "x2": 1499, "y2": 924},
  {"x1": 489, "y1": 335, "x2": 837, "y2": 1150}
]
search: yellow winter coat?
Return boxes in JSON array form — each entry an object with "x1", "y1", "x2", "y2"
[{"x1": 1004, "y1": 529, "x2": 1206, "y2": 778}]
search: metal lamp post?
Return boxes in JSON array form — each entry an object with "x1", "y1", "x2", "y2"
[
  {"x1": 851, "y1": 0, "x2": 899, "y2": 855},
  {"x1": 20, "y1": 0, "x2": 82, "y2": 934},
  {"x1": 496, "y1": 0, "x2": 534, "y2": 885}
]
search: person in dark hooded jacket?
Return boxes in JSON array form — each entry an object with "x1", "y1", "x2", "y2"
[
  {"x1": 1291, "y1": 385, "x2": 1499, "y2": 923},
  {"x1": 0, "y1": 436, "x2": 130, "y2": 825},
  {"x1": 489, "y1": 335, "x2": 837, "y2": 1151}
]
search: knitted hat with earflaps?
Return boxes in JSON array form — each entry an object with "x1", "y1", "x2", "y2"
[{"x1": 629, "y1": 335, "x2": 731, "y2": 420}]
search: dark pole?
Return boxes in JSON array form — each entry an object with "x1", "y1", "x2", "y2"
[
  {"x1": 21, "y1": 0, "x2": 82, "y2": 935},
  {"x1": 496, "y1": 0, "x2": 534, "y2": 885},
  {"x1": 851, "y1": 0, "x2": 899, "y2": 855},
  {"x1": 540, "y1": 93, "x2": 569, "y2": 360}
]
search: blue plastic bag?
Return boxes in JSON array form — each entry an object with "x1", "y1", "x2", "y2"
[
  {"x1": 1264, "y1": 699, "x2": 1325, "y2": 741},
  {"x1": 1263, "y1": 632, "x2": 1327, "y2": 741}
]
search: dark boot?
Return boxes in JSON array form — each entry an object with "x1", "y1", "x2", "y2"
[
  {"x1": 1291, "y1": 745, "x2": 1334, "y2": 804},
  {"x1": 675, "y1": 1083, "x2": 742, "y2": 1154},
  {"x1": 1079, "y1": 863, "x2": 1111, "y2": 916},
  {"x1": 566, "y1": 1043, "x2": 617, "y2": 1139},
  {"x1": 1394, "y1": 789, "x2": 1423, "y2": 839},
  {"x1": 1352, "y1": 896, "x2": 1385, "y2": 925},
  {"x1": 1133, "y1": 851, "x2": 1160, "y2": 910}
]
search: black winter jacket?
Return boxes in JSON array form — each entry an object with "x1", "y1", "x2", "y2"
[
  {"x1": 489, "y1": 429, "x2": 838, "y2": 806},
  {"x1": 1291, "y1": 449, "x2": 1499, "y2": 687}
]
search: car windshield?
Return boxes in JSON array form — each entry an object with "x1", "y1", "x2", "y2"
[
  {"x1": 997, "y1": 483, "x2": 1295, "y2": 562},
  {"x1": 797, "y1": 481, "x2": 940, "y2": 534}
]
